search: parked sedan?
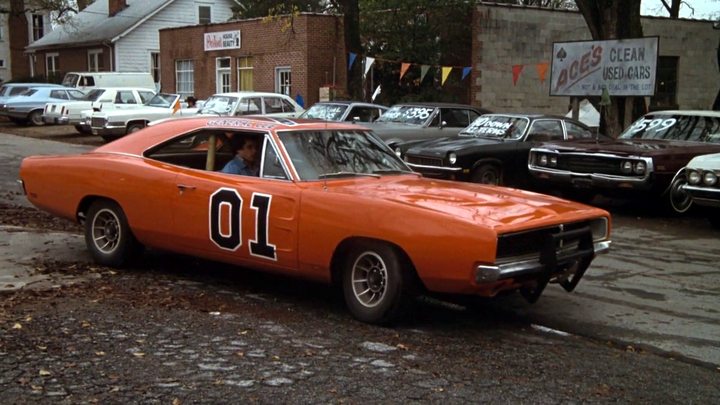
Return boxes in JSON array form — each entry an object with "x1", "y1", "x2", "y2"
[
  {"x1": 43, "y1": 87, "x2": 156, "y2": 133},
  {"x1": 670, "y1": 152, "x2": 720, "y2": 227},
  {"x1": 198, "y1": 91, "x2": 304, "y2": 118},
  {"x1": 362, "y1": 102, "x2": 491, "y2": 147},
  {"x1": 404, "y1": 114, "x2": 599, "y2": 187},
  {"x1": 19, "y1": 116, "x2": 611, "y2": 324},
  {"x1": 528, "y1": 110, "x2": 720, "y2": 212},
  {"x1": 300, "y1": 101, "x2": 387, "y2": 122},
  {"x1": 0, "y1": 86, "x2": 85, "y2": 126}
]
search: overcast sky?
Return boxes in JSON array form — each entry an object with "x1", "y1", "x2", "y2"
[{"x1": 642, "y1": 0, "x2": 719, "y2": 19}]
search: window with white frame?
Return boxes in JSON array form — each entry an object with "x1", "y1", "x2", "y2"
[
  {"x1": 216, "y1": 57, "x2": 231, "y2": 93},
  {"x1": 45, "y1": 53, "x2": 59, "y2": 79},
  {"x1": 198, "y1": 5, "x2": 211, "y2": 24},
  {"x1": 237, "y1": 57, "x2": 253, "y2": 91},
  {"x1": 275, "y1": 67, "x2": 291, "y2": 96},
  {"x1": 151, "y1": 52, "x2": 161, "y2": 85},
  {"x1": 88, "y1": 49, "x2": 104, "y2": 72},
  {"x1": 175, "y1": 60, "x2": 194, "y2": 98},
  {"x1": 31, "y1": 14, "x2": 44, "y2": 41}
]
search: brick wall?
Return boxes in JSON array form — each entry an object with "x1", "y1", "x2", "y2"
[
  {"x1": 472, "y1": 3, "x2": 720, "y2": 114},
  {"x1": 159, "y1": 13, "x2": 347, "y2": 105}
]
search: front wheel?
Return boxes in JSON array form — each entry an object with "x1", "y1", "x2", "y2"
[
  {"x1": 84, "y1": 200, "x2": 143, "y2": 267},
  {"x1": 471, "y1": 164, "x2": 502, "y2": 185},
  {"x1": 669, "y1": 173, "x2": 693, "y2": 214},
  {"x1": 342, "y1": 241, "x2": 416, "y2": 324},
  {"x1": 127, "y1": 123, "x2": 145, "y2": 134}
]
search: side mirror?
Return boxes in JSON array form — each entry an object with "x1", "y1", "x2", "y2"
[{"x1": 439, "y1": 120, "x2": 447, "y2": 128}]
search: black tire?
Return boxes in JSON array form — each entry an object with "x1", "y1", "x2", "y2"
[
  {"x1": 342, "y1": 241, "x2": 416, "y2": 324},
  {"x1": 668, "y1": 174, "x2": 693, "y2": 214},
  {"x1": 84, "y1": 200, "x2": 143, "y2": 267},
  {"x1": 471, "y1": 164, "x2": 502, "y2": 185},
  {"x1": 127, "y1": 123, "x2": 145, "y2": 134},
  {"x1": 708, "y1": 215, "x2": 720, "y2": 229},
  {"x1": 74, "y1": 124, "x2": 89, "y2": 134},
  {"x1": 28, "y1": 110, "x2": 45, "y2": 126}
]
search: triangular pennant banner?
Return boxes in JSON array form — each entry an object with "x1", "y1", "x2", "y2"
[
  {"x1": 363, "y1": 57, "x2": 375, "y2": 78},
  {"x1": 536, "y1": 62, "x2": 549, "y2": 84},
  {"x1": 512, "y1": 64, "x2": 524, "y2": 86},
  {"x1": 420, "y1": 65, "x2": 430, "y2": 83},
  {"x1": 461, "y1": 67, "x2": 471, "y2": 81},
  {"x1": 399, "y1": 63, "x2": 411, "y2": 81},
  {"x1": 348, "y1": 52, "x2": 357, "y2": 71},
  {"x1": 441, "y1": 67, "x2": 452, "y2": 86}
]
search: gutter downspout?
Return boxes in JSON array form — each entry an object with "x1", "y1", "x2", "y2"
[{"x1": 103, "y1": 40, "x2": 115, "y2": 71}]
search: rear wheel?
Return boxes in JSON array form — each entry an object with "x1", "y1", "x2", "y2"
[
  {"x1": 28, "y1": 110, "x2": 45, "y2": 126},
  {"x1": 84, "y1": 200, "x2": 143, "y2": 267},
  {"x1": 471, "y1": 164, "x2": 502, "y2": 185},
  {"x1": 342, "y1": 241, "x2": 416, "y2": 324}
]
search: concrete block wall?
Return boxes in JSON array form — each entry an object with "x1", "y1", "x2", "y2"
[{"x1": 472, "y1": 3, "x2": 720, "y2": 115}]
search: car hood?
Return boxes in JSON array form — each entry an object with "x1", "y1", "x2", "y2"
[
  {"x1": 687, "y1": 152, "x2": 720, "y2": 170},
  {"x1": 407, "y1": 136, "x2": 510, "y2": 156},
  {"x1": 537, "y1": 138, "x2": 720, "y2": 157},
  {"x1": 324, "y1": 176, "x2": 603, "y2": 230}
]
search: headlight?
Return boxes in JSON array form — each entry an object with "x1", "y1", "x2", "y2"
[
  {"x1": 633, "y1": 161, "x2": 646, "y2": 175},
  {"x1": 620, "y1": 161, "x2": 633, "y2": 174},
  {"x1": 703, "y1": 171, "x2": 718, "y2": 186},
  {"x1": 448, "y1": 153, "x2": 457, "y2": 165},
  {"x1": 549, "y1": 156, "x2": 557, "y2": 167},
  {"x1": 538, "y1": 154, "x2": 548, "y2": 166},
  {"x1": 688, "y1": 170, "x2": 701, "y2": 184}
]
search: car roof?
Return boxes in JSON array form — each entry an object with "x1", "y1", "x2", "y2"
[
  {"x1": 643, "y1": 110, "x2": 720, "y2": 117},
  {"x1": 96, "y1": 116, "x2": 370, "y2": 156},
  {"x1": 481, "y1": 113, "x2": 590, "y2": 127},
  {"x1": 391, "y1": 102, "x2": 478, "y2": 109},
  {"x1": 208, "y1": 92, "x2": 293, "y2": 98},
  {"x1": 310, "y1": 101, "x2": 387, "y2": 108}
]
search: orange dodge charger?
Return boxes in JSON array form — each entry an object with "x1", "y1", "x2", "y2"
[{"x1": 19, "y1": 116, "x2": 611, "y2": 324}]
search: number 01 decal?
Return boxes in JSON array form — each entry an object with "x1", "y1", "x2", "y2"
[{"x1": 209, "y1": 188, "x2": 277, "y2": 260}]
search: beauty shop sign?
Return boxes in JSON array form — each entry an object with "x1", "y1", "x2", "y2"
[{"x1": 550, "y1": 37, "x2": 658, "y2": 96}]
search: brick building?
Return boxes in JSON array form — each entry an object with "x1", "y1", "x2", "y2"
[{"x1": 159, "y1": 13, "x2": 347, "y2": 107}]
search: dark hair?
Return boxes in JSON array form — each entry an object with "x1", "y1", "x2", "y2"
[
  {"x1": 229, "y1": 133, "x2": 258, "y2": 152},
  {"x1": 185, "y1": 96, "x2": 197, "y2": 104}
]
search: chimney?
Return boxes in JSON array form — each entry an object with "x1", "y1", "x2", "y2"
[{"x1": 108, "y1": 0, "x2": 128, "y2": 17}]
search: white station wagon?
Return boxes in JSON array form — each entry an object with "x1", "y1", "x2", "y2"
[
  {"x1": 197, "y1": 91, "x2": 304, "y2": 118},
  {"x1": 43, "y1": 87, "x2": 156, "y2": 133}
]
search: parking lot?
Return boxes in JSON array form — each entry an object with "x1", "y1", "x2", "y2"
[{"x1": 1, "y1": 121, "x2": 719, "y2": 402}]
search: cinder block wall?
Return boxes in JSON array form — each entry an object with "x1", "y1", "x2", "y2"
[{"x1": 472, "y1": 3, "x2": 720, "y2": 114}]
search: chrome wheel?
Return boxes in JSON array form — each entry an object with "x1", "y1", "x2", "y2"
[
  {"x1": 91, "y1": 208, "x2": 122, "y2": 254},
  {"x1": 351, "y1": 251, "x2": 388, "y2": 308},
  {"x1": 669, "y1": 174, "x2": 692, "y2": 214}
]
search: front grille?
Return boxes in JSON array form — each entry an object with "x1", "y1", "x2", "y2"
[
  {"x1": 405, "y1": 155, "x2": 443, "y2": 166},
  {"x1": 556, "y1": 155, "x2": 622, "y2": 175},
  {"x1": 496, "y1": 221, "x2": 592, "y2": 262},
  {"x1": 91, "y1": 117, "x2": 107, "y2": 128}
]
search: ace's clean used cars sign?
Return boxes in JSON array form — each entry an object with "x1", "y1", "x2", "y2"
[{"x1": 550, "y1": 37, "x2": 658, "y2": 97}]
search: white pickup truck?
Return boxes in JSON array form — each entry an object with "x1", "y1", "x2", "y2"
[
  {"x1": 43, "y1": 87, "x2": 156, "y2": 134},
  {"x1": 90, "y1": 93, "x2": 198, "y2": 141}
]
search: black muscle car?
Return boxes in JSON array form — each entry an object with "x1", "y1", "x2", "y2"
[{"x1": 403, "y1": 113, "x2": 598, "y2": 187}]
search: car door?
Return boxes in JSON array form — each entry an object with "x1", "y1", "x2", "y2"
[{"x1": 170, "y1": 131, "x2": 300, "y2": 270}]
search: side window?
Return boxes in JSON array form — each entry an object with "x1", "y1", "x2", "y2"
[
  {"x1": 80, "y1": 76, "x2": 95, "y2": 86},
  {"x1": 50, "y1": 90, "x2": 68, "y2": 100},
  {"x1": 138, "y1": 91, "x2": 155, "y2": 104},
  {"x1": 145, "y1": 131, "x2": 232, "y2": 171},
  {"x1": 118, "y1": 91, "x2": 136, "y2": 104},
  {"x1": 440, "y1": 108, "x2": 470, "y2": 127},
  {"x1": 236, "y1": 97, "x2": 261, "y2": 115},
  {"x1": 346, "y1": 107, "x2": 374, "y2": 122},
  {"x1": 467, "y1": 110, "x2": 481, "y2": 123},
  {"x1": 68, "y1": 90, "x2": 85, "y2": 100},
  {"x1": 261, "y1": 138, "x2": 288, "y2": 180},
  {"x1": 114, "y1": 92, "x2": 124, "y2": 104},
  {"x1": 526, "y1": 120, "x2": 564, "y2": 142},
  {"x1": 264, "y1": 97, "x2": 284, "y2": 114},
  {"x1": 565, "y1": 122, "x2": 594, "y2": 140},
  {"x1": 280, "y1": 98, "x2": 297, "y2": 113}
]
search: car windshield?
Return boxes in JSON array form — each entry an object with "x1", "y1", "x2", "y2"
[
  {"x1": 199, "y1": 95, "x2": 239, "y2": 115},
  {"x1": 61, "y1": 74, "x2": 78, "y2": 87},
  {"x1": 146, "y1": 93, "x2": 178, "y2": 108},
  {"x1": 81, "y1": 89, "x2": 105, "y2": 101},
  {"x1": 619, "y1": 114, "x2": 720, "y2": 143},
  {"x1": 460, "y1": 115, "x2": 529, "y2": 139},
  {"x1": 301, "y1": 104, "x2": 348, "y2": 121},
  {"x1": 375, "y1": 105, "x2": 435, "y2": 126},
  {"x1": 278, "y1": 130, "x2": 412, "y2": 181}
]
